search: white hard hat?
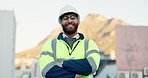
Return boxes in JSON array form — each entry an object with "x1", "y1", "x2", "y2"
[{"x1": 58, "y1": 4, "x2": 80, "y2": 23}]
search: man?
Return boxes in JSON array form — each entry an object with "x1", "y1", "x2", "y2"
[{"x1": 39, "y1": 5, "x2": 100, "y2": 78}]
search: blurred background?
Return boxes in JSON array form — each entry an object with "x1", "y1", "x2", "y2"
[{"x1": 0, "y1": 0, "x2": 148, "y2": 78}]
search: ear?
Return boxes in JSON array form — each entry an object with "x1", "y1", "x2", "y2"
[
  {"x1": 60, "y1": 22, "x2": 62, "y2": 26},
  {"x1": 78, "y1": 20, "x2": 80, "y2": 25}
]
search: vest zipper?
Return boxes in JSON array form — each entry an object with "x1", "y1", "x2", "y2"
[{"x1": 61, "y1": 40, "x2": 81, "y2": 55}]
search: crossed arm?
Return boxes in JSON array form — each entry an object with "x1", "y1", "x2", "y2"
[
  {"x1": 56, "y1": 62, "x2": 82, "y2": 77},
  {"x1": 45, "y1": 58, "x2": 93, "y2": 78}
]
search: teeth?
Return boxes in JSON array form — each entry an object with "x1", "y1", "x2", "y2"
[{"x1": 68, "y1": 25, "x2": 73, "y2": 26}]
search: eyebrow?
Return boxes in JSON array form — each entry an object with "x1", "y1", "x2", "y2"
[{"x1": 64, "y1": 14, "x2": 76, "y2": 16}]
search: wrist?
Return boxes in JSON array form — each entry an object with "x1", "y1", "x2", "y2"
[{"x1": 56, "y1": 62, "x2": 63, "y2": 67}]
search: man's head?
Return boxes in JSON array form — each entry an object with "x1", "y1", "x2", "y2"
[{"x1": 58, "y1": 5, "x2": 80, "y2": 35}]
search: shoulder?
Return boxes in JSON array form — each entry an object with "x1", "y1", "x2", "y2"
[
  {"x1": 41, "y1": 38, "x2": 56, "y2": 52},
  {"x1": 84, "y1": 39, "x2": 95, "y2": 43},
  {"x1": 44, "y1": 39, "x2": 53, "y2": 44},
  {"x1": 43, "y1": 38, "x2": 57, "y2": 46},
  {"x1": 86, "y1": 39, "x2": 98, "y2": 46}
]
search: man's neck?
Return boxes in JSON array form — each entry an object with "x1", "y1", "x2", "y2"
[{"x1": 64, "y1": 32, "x2": 78, "y2": 38}]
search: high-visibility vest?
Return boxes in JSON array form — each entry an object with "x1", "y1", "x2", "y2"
[{"x1": 39, "y1": 38, "x2": 100, "y2": 78}]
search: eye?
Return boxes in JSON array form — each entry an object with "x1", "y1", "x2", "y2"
[
  {"x1": 70, "y1": 16, "x2": 77, "y2": 20},
  {"x1": 62, "y1": 15, "x2": 77, "y2": 20},
  {"x1": 62, "y1": 16, "x2": 69, "y2": 20}
]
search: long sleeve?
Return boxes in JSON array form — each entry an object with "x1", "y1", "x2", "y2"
[
  {"x1": 86, "y1": 39, "x2": 100, "y2": 75},
  {"x1": 62, "y1": 58, "x2": 92, "y2": 75},
  {"x1": 45, "y1": 65, "x2": 76, "y2": 78}
]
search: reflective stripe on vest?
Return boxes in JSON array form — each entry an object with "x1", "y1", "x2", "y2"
[
  {"x1": 52, "y1": 38, "x2": 57, "y2": 61},
  {"x1": 84, "y1": 39, "x2": 89, "y2": 58},
  {"x1": 52, "y1": 38, "x2": 89, "y2": 61}
]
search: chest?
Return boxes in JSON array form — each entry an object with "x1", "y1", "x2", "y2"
[{"x1": 56, "y1": 40, "x2": 85, "y2": 59}]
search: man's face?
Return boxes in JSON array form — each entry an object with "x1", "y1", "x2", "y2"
[{"x1": 60, "y1": 14, "x2": 80, "y2": 35}]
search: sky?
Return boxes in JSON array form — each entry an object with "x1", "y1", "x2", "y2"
[{"x1": 0, "y1": 0, "x2": 148, "y2": 53}]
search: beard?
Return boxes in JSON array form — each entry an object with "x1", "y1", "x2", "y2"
[{"x1": 61, "y1": 22, "x2": 78, "y2": 35}]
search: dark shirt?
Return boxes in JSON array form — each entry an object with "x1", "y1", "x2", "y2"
[{"x1": 65, "y1": 38, "x2": 76, "y2": 49}]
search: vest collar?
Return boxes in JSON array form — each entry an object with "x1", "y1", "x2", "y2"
[
  {"x1": 62, "y1": 33, "x2": 80, "y2": 39},
  {"x1": 57, "y1": 32, "x2": 84, "y2": 40}
]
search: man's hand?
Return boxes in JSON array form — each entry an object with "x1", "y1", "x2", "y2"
[
  {"x1": 76, "y1": 74, "x2": 83, "y2": 78},
  {"x1": 56, "y1": 62, "x2": 63, "y2": 67}
]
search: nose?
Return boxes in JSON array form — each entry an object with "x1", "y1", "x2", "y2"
[
  {"x1": 67, "y1": 18, "x2": 73, "y2": 23},
  {"x1": 66, "y1": 19, "x2": 75, "y2": 26}
]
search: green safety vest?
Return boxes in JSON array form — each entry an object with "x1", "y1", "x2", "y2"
[{"x1": 39, "y1": 38, "x2": 100, "y2": 78}]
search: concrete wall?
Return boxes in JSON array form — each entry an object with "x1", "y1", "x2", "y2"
[
  {"x1": 116, "y1": 25, "x2": 148, "y2": 71},
  {"x1": 0, "y1": 10, "x2": 16, "y2": 78}
]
